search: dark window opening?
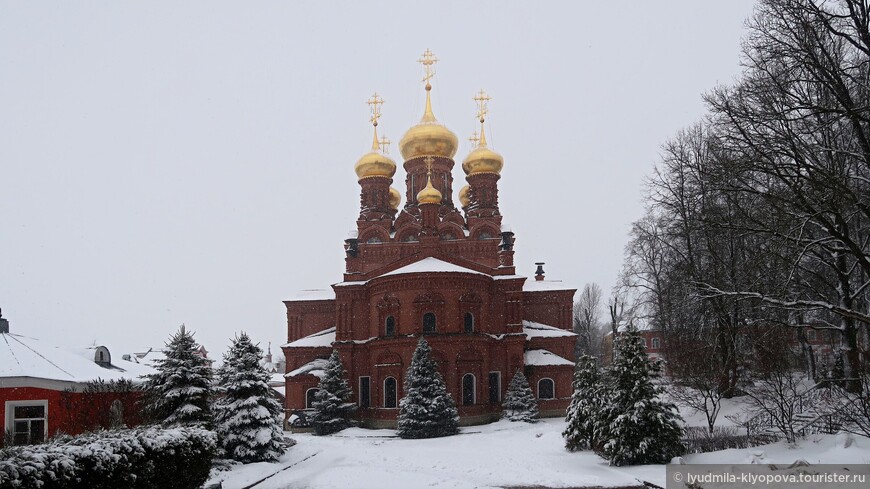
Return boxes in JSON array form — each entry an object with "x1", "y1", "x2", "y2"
[
  {"x1": 423, "y1": 312, "x2": 436, "y2": 333},
  {"x1": 359, "y1": 377, "x2": 371, "y2": 408},
  {"x1": 305, "y1": 388, "x2": 318, "y2": 409},
  {"x1": 488, "y1": 372, "x2": 501, "y2": 403},
  {"x1": 385, "y1": 316, "x2": 396, "y2": 337},
  {"x1": 538, "y1": 378, "x2": 555, "y2": 400},
  {"x1": 462, "y1": 374, "x2": 475, "y2": 406},
  {"x1": 464, "y1": 313, "x2": 474, "y2": 333},
  {"x1": 384, "y1": 377, "x2": 398, "y2": 408}
]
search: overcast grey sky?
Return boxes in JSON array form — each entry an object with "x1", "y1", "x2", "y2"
[{"x1": 0, "y1": 1, "x2": 756, "y2": 359}]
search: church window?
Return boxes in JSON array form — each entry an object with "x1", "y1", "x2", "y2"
[
  {"x1": 384, "y1": 377, "x2": 397, "y2": 408},
  {"x1": 305, "y1": 388, "x2": 318, "y2": 409},
  {"x1": 402, "y1": 233, "x2": 419, "y2": 242},
  {"x1": 537, "y1": 378, "x2": 555, "y2": 400},
  {"x1": 651, "y1": 337, "x2": 660, "y2": 349},
  {"x1": 463, "y1": 313, "x2": 474, "y2": 333},
  {"x1": 366, "y1": 236, "x2": 383, "y2": 244},
  {"x1": 462, "y1": 374, "x2": 475, "y2": 405},
  {"x1": 423, "y1": 312, "x2": 436, "y2": 333},
  {"x1": 488, "y1": 372, "x2": 501, "y2": 403},
  {"x1": 440, "y1": 232, "x2": 456, "y2": 240},
  {"x1": 385, "y1": 316, "x2": 396, "y2": 337},
  {"x1": 6, "y1": 401, "x2": 47, "y2": 446},
  {"x1": 359, "y1": 377, "x2": 371, "y2": 408},
  {"x1": 478, "y1": 231, "x2": 492, "y2": 240}
]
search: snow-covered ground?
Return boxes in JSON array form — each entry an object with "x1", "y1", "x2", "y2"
[{"x1": 207, "y1": 418, "x2": 870, "y2": 489}]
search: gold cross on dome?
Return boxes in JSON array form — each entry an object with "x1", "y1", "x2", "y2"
[
  {"x1": 418, "y1": 49, "x2": 438, "y2": 85},
  {"x1": 468, "y1": 130, "x2": 480, "y2": 147},
  {"x1": 367, "y1": 92, "x2": 385, "y2": 126},
  {"x1": 378, "y1": 136, "x2": 391, "y2": 154},
  {"x1": 473, "y1": 89, "x2": 492, "y2": 123},
  {"x1": 423, "y1": 155, "x2": 435, "y2": 176}
]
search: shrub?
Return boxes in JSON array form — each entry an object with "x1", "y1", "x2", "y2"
[{"x1": 0, "y1": 425, "x2": 216, "y2": 489}]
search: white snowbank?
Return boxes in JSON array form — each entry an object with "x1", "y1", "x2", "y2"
[
  {"x1": 208, "y1": 419, "x2": 870, "y2": 489},
  {"x1": 523, "y1": 279, "x2": 575, "y2": 292}
]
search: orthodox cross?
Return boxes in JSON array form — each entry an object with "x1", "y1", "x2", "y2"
[
  {"x1": 468, "y1": 130, "x2": 480, "y2": 148},
  {"x1": 367, "y1": 92, "x2": 385, "y2": 126},
  {"x1": 417, "y1": 49, "x2": 438, "y2": 86},
  {"x1": 423, "y1": 155, "x2": 435, "y2": 177},
  {"x1": 378, "y1": 136, "x2": 391, "y2": 153},
  {"x1": 473, "y1": 89, "x2": 491, "y2": 123}
]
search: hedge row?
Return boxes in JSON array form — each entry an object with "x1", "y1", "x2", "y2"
[{"x1": 0, "y1": 425, "x2": 216, "y2": 489}]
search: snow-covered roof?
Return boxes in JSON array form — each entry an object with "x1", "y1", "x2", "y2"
[
  {"x1": 0, "y1": 333, "x2": 154, "y2": 384},
  {"x1": 282, "y1": 327, "x2": 336, "y2": 348},
  {"x1": 285, "y1": 358, "x2": 329, "y2": 379},
  {"x1": 524, "y1": 349, "x2": 574, "y2": 367},
  {"x1": 522, "y1": 321, "x2": 577, "y2": 339},
  {"x1": 523, "y1": 279, "x2": 575, "y2": 292},
  {"x1": 381, "y1": 257, "x2": 489, "y2": 277},
  {"x1": 285, "y1": 289, "x2": 336, "y2": 302}
]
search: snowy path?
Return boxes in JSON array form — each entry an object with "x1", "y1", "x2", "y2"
[{"x1": 207, "y1": 419, "x2": 870, "y2": 489}]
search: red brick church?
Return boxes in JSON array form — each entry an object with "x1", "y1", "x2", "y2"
[{"x1": 282, "y1": 51, "x2": 576, "y2": 428}]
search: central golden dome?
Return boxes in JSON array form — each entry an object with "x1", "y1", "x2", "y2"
[{"x1": 399, "y1": 86, "x2": 458, "y2": 161}]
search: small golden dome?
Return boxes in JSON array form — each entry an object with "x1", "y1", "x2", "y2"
[
  {"x1": 355, "y1": 126, "x2": 397, "y2": 179},
  {"x1": 416, "y1": 175, "x2": 442, "y2": 205},
  {"x1": 399, "y1": 87, "x2": 458, "y2": 160},
  {"x1": 458, "y1": 185, "x2": 470, "y2": 207},
  {"x1": 462, "y1": 126, "x2": 503, "y2": 175},
  {"x1": 388, "y1": 187, "x2": 401, "y2": 209}
]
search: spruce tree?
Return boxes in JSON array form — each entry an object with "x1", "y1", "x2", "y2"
[
  {"x1": 502, "y1": 370, "x2": 539, "y2": 423},
  {"x1": 141, "y1": 324, "x2": 213, "y2": 426},
  {"x1": 397, "y1": 338, "x2": 459, "y2": 439},
  {"x1": 563, "y1": 355, "x2": 603, "y2": 451},
  {"x1": 595, "y1": 328, "x2": 684, "y2": 466},
  {"x1": 214, "y1": 332, "x2": 286, "y2": 462},
  {"x1": 310, "y1": 349, "x2": 355, "y2": 436}
]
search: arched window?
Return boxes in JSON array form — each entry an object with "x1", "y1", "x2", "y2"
[
  {"x1": 385, "y1": 315, "x2": 396, "y2": 337},
  {"x1": 423, "y1": 312, "x2": 436, "y2": 333},
  {"x1": 305, "y1": 388, "x2": 318, "y2": 409},
  {"x1": 478, "y1": 230, "x2": 492, "y2": 240},
  {"x1": 384, "y1": 377, "x2": 397, "y2": 408},
  {"x1": 463, "y1": 312, "x2": 474, "y2": 333},
  {"x1": 462, "y1": 373, "x2": 475, "y2": 406},
  {"x1": 537, "y1": 378, "x2": 555, "y2": 400}
]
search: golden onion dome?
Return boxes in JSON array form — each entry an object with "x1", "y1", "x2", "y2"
[
  {"x1": 416, "y1": 175, "x2": 442, "y2": 205},
  {"x1": 388, "y1": 187, "x2": 402, "y2": 209},
  {"x1": 354, "y1": 126, "x2": 397, "y2": 179},
  {"x1": 399, "y1": 86, "x2": 458, "y2": 161},
  {"x1": 458, "y1": 184, "x2": 470, "y2": 207},
  {"x1": 462, "y1": 125, "x2": 503, "y2": 175}
]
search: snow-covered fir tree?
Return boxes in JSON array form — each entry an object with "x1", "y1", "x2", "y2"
[
  {"x1": 502, "y1": 370, "x2": 539, "y2": 423},
  {"x1": 595, "y1": 327, "x2": 684, "y2": 466},
  {"x1": 397, "y1": 338, "x2": 459, "y2": 439},
  {"x1": 141, "y1": 324, "x2": 213, "y2": 426},
  {"x1": 310, "y1": 349, "x2": 355, "y2": 436},
  {"x1": 563, "y1": 355, "x2": 602, "y2": 451},
  {"x1": 213, "y1": 332, "x2": 285, "y2": 462}
]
